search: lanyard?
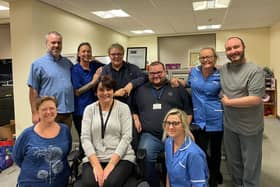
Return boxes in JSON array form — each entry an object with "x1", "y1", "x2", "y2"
[
  {"x1": 98, "y1": 100, "x2": 114, "y2": 139},
  {"x1": 151, "y1": 86, "x2": 166, "y2": 101}
]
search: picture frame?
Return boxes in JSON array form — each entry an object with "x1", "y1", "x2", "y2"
[{"x1": 126, "y1": 47, "x2": 147, "y2": 70}]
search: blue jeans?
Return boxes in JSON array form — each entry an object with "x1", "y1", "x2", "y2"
[{"x1": 138, "y1": 133, "x2": 164, "y2": 187}]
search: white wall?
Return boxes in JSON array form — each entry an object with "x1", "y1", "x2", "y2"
[{"x1": 0, "y1": 24, "x2": 11, "y2": 59}]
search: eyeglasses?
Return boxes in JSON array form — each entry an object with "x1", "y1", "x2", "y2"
[
  {"x1": 149, "y1": 71, "x2": 163, "y2": 76},
  {"x1": 199, "y1": 56, "x2": 214, "y2": 61},
  {"x1": 164, "y1": 121, "x2": 181, "y2": 127},
  {"x1": 109, "y1": 53, "x2": 123, "y2": 56}
]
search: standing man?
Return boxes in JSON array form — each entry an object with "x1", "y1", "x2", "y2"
[
  {"x1": 132, "y1": 61, "x2": 193, "y2": 187},
  {"x1": 28, "y1": 31, "x2": 74, "y2": 127},
  {"x1": 220, "y1": 37, "x2": 265, "y2": 187}
]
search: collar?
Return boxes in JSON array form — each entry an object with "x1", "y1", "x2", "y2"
[
  {"x1": 178, "y1": 136, "x2": 192, "y2": 151},
  {"x1": 149, "y1": 79, "x2": 169, "y2": 90},
  {"x1": 109, "y1": 61, "x2": 126, "y2": 71},
  {"x1": 46, "y1": 52, "x2": 62, "y2": 62}
]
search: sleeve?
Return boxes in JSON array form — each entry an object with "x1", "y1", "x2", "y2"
[
  {"x1": 188, "y1": 152, "x2": 208, "y2": 187},
  {"x1": 65, "y1": 125, "x2": 72, "y2": 155},
  {"x1": 81, "y1": 105, "x2": 96, "y2": 157},
  {"x1": 179, "y1": 85, "x2": 193, "y2": 115},
  {"x1": 129, "y1": 64, "x2": 148, "y2": 88},
  {"x1": 186, "y1": 67, "x2": 194, "y2": 88},
  {"x1": 114, "y1": 103, "x2": 133, "y2": 158},
  {"x1": 130, "y1": 87, "x2": 139, "y2": 114},
  {"x1": 248, "y1": 67, "x2": 265, "y2": 97},
  {"x1": 27, "y1": 62, "x2": 40, "y2": 90},
  {"x1": 71, "y1": 66, "x2": 82, "y2": 90},
  {"x1": 12, "y1": 130, "x2": 29, "y2": 167}
]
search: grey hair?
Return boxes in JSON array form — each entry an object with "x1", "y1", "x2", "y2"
[{"x1": 45, "y1": 31, "x2": 62, "y2": 43}]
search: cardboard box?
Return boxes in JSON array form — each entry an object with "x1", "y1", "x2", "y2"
[{"x1": 0, "y1": 124, "x2": 13, "y2": 140}]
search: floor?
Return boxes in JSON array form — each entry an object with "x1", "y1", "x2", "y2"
[{"x1": 1, "y1": 118, "x2": 280, "y2": 186}]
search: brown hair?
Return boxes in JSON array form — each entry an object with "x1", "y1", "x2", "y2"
[
  {"x1": 94, "y1": 75, "x2": 116, "y2": 93},
  {"x1": 36, "y1": 96, "x2": 57, "y2": 110},
  {"x1": 149, "y1": 61, "x2": 165, "y2": 70}
]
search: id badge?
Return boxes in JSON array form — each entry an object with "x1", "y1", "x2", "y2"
[{"x1": 153, "y1": 103, "x2": 162, "y2": 110}]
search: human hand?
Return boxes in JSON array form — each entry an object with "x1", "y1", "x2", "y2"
[
  {"x1": 93, "y1": 166, "x2": 104, "y2": 187},
  {"x1": 32, "y1": 112, "x2": 40, "y2": 125},
  {"x1": 133, "y1": 115, "x2": 142, "y2": 133},
  {"x1": 92, "y1": 67, "x2": 103, "y2": 82},
  {"x1": 124, "y1": 82, "x2": 133, "y2": 96},
  {"x1": 103, "y1": 163, "x2": 115, "y2": 181},
  {"x1": 221, "y1": 94, "x2": 230, "y2": 106},
  {"x1": 170, "y1": 78, "x2": 180, "y2": 88},
  {"x1": 114, "y1": 88, "x2": 127, "y2": 97}
]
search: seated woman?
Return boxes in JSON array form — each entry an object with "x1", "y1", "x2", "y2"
[
  {"x1": 163, "y1": 108, "x2": 208, "y2": 187},
  {"x1": 80, "y1": 75, "x2": 135, "y2": 187},
  {"x1": 13, "y1": 96, "x2": 72, "y2": 187}
]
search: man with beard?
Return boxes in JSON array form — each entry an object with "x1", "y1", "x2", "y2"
[
  {"x1": 132, "y1": 61, "x2": 193, "y2": 187},
  {"x1": 220, "y1": 37, "x2": 265, "y2": 187},
  {"x1": 28, "y1": 31, "x2": 74, "y2": 127}
]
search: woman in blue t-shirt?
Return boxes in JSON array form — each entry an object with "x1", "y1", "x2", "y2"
[
  {"x1": 13, "y1": 96, "x2": 72, "y2": 187},
  {"x1": 163, "y1": 108, "x2": 208, "y2": 187}
]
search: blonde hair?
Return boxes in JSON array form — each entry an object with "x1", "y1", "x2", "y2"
[{"x1": 162, "y1": 108, "x2": 191, "y2": 140}]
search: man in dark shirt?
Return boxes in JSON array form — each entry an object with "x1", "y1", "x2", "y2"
[
  {"x1": 132, "y1": 61, "x2": 193, "y2": 187},
  {"x1": 102, "y1": 43, "x2": 147, "y2": 104}
]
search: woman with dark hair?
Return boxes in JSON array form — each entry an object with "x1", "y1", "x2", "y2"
[
  {"x1": 80, "y1": 75, "x2": 135, "y2": 187},
  {"x1": 13, "y1": 96, "x2": 72, "y2": 187},
  {"x1": 71, "y1": 42, "x2": 104, "y2": 155}
]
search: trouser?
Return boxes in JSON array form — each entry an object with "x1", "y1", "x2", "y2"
[
  {"x1": 73, "y1": 115, "x2": 84, "y2": 158},
  {"x1": 81, "y1": 160, "x2": 134, "y2": 187},
  {"x1": 138, "y1": 133, "x2": 164, "y2": 187},
  {"x1": 56, "y1": 113, "x2": 73, "y2": 128},
  {"x1": 192, "y1": 128, "x2": 223, "y2": 185},
  {"x1": 224, "y1": 128, "x2": 263, "y2": 187}
]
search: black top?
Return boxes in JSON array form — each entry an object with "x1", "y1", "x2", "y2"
[
  {"x1": 132, "y1": 81, "x2": 193, "y2": 139},
  {"x1": 102, "y1": 61, "x2": 147, "y2": 104}
]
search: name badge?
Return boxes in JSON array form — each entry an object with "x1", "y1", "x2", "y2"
[{"x1": 153, "y1": 103, "x2": 162, "y2": 110}]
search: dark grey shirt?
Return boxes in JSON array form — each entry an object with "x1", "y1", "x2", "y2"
[
  {"x1": 132, "y1": 81, "x2": 193, "y2": 139},
  {"x1": 220, "y1": 62, "x2": 265, "y2": 135}
]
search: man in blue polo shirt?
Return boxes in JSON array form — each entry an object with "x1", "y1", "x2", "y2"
[{"x1": 28, "y1": 31, "x2": 74, "y2": 127}]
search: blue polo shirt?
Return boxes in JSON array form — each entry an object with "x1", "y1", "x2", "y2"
[
  {"x1": 165, "y1": 136, "x2": 208, "y2": 187},
  {"x1": 187, "y1": 66, "x2": 223, "y2": 131},
  {"x1": 27, "y1": 53, "x2": 74, "y2": 113},
  {"x1": 71, "y1": 60, "x2": 104, "y2": 116}
]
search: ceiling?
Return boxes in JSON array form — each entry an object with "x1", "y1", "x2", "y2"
[{"x1": 1, "y1": 0, "x2": 280, "y2": 36}]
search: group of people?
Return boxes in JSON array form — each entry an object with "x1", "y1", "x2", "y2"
[{"x1": 12, "y1": 31, "x2": 265, "y2": 187}]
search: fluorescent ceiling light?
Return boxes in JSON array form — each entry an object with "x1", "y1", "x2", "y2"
[
  {"x1": 193, "y1": 0, "x2": 230, "y2": 11},
  {"x1": 131, "y1": 30, "x2": 155, "y2": 34},
  {"x1": 91, "y1": 9, "x2": 130, "y2": 19},
  {"x1": 197, "y1": 24, "x2": 221, "y2": 30},
  {"x1": 0, "y1": 5, "x2": 9, "y2": 11}
]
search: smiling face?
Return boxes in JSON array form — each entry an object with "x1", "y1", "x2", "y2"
[
  {"x1": 225, "y1": 37, "x2": 245, "y2": 63},
  {"x1": 148, "y1": 63, "x2": 167, "y2": 87},
  {"x1": 199, "y1": 48, "x2": 217, "y2": 70},
  {"x1": 109, "y1": 47, "x2": 124, "y2": 69},
  {"x1": 46, "y1": 33, "x2": 62, "y2": 58},
  {"x1": 38, "y1": 100, "x2": 57, "y2": 124},
  {"x1": 164, "y1": 114, "x2": 185, "y2": 139},
  {"x1": 97, "y1": 82, "x2": 114, "y2": 105},
  {"x1": 78, "y1": 44, "x2": 92, "y2": 63}
]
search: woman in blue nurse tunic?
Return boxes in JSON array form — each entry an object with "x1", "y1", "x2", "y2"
[{"x1": 163, "y1": 108, "x2": 208, "y2": 187}]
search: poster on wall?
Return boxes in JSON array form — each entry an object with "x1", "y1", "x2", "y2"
[{"x1": 126, "y1": 47, "x2": 147, "y2": 69}]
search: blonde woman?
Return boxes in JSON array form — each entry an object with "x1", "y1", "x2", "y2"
[{"x1": 163, "y1": 108, "x2": 208, "y2": 187}]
